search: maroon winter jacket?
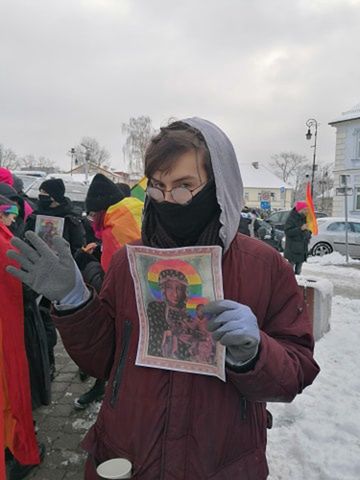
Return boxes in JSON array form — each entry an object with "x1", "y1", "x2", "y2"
[{"x1": 53, "y1": 234, "x2": 319, "y2": 479}]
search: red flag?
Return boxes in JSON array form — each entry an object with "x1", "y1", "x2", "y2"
[{"x1": 306, "y1": 182, "x2": 318, "y2": 235}]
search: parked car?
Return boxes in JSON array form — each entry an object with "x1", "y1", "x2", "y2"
[
  {"x1": 266, "y1": 209, "x2": 328, "y2": 231},
  {"x1": 281, "y1": 217, "x2": 360, "y2": 258},
  {"x1": 257, "y1": 219, "x2": 285, "y2": 252},
  {"x1": 308, "y1": 217, "x2": 360, "y2": 258},
  {"x1": 14, "y1": 174, "x2": 40, "y2": 192}
]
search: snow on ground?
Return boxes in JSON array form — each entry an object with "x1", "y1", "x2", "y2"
[
  {"x1": 307, "y1": 252, "x2": 360, "y2": 266},
  {"x1": 301, "y1": 254, "x2": 360, "y2": 298},
  {"x1": 267, "y1": 294, "x2": 360, "y2": 480},
  {"x1": 73, "y1": 401, "x2": 102, "y2": 431}
]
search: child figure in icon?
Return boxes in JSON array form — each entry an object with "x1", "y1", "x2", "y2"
[{"x1": 189, "y1": 304, "x2": 215, "y2": 364}]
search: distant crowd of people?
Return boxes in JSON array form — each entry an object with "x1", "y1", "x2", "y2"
[{"x1": 0, "y1": 166, "x2": 142, "y2": 479}]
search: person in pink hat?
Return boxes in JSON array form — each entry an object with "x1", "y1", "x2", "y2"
[
  {"x1": 284, "y1": 201, "x2": 311, "y2": 274},
  {"x1": 0, "y1": 167, "x2": 14, "y2": 186},
  {"x1": 0, "y1": 167, "x2": 33, "y2": 221}
]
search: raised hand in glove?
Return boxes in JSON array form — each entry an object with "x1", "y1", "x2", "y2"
[
  {"x1": 204, "y1": 300, "x2": 260, "y2": 365},
  {"x1": 6, "y1": 231, "x2": 77, "y2": 302}
]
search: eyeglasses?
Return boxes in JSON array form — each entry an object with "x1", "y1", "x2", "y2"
[{"x1": 146, "y1": 181, "x2": 208, "y2": 205}]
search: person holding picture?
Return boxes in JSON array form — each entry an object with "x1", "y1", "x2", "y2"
[{"x1": 6, "y1": 119, "x2": 319, "y2": 479}]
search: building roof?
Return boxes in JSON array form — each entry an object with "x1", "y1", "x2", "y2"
[
  {"x1": 329, "y1": 103, "x2": 360, "y2": 125},
  {"x1": 239, "y1": 163, "x2": 292, "y2": 189}
]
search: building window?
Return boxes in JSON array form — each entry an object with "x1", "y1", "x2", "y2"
[
  {"x1": 244, "y1": 192, "x2": 249, "y2": 201},
  {"x1": 355, "y1": 188, "x2": 360, "y2": 210},
  {"x1": 355, "y1": 176, "x2": 360, "y2": 210},
  {"x1": 353, "y1": 129, "x2": 360, "y2": 159}
]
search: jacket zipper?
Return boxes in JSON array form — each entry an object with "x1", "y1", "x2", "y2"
[
  {"x1": 110, "y1": 320, "x2": 132, "y2": 407},
  {"x1": 240, "y1": 395, "x2": 247, "y2": 421}
]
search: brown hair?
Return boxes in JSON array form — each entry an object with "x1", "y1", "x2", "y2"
[{"x1": 144, "y1": 121, "x2": 213, "y2": 179}]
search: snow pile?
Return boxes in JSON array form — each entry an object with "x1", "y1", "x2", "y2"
[
  {"x1": 267, "y1": 296, "x2": 360, "y2": 479},
  {"x1": 61, "y1": 452, "x2": 82, "y2": 466},
  {"x1": 72, "y1": 418, "x2": 95, "y2": 431},
  {"x1": 72, "y1": 401, "x2": 102, "y2": 431},
  {"x1": 307, "y1": 252, "x2": 360, "y2": 266},
  {"x1": 296, "y1": 276, "x2": 334, "y2": 299}
]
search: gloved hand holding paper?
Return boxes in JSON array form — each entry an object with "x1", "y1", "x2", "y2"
[{"x1": 204, "y1": 299, "x2": 260, "y2": 364}]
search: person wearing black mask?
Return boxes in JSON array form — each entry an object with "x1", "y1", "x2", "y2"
[
  {"x1": 7, "y1": 119, "x2": 319, "y2": 479},
  {"x1": 25, "y1": 178, "x2": 86, "y2": 381},
  {"x1": 26, "y1": 178, "x2": 85, "y2": 254}
]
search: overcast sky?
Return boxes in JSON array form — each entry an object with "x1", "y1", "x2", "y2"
[{"x1": 1, "y1": 0, "x2": 360, "y2": 172}]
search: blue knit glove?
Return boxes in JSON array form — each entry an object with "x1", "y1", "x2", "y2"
[{"x1": 204, "y1": 300, "x2": 260, "y2": 365}]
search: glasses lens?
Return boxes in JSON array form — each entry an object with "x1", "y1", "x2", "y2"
[
  {"x1": 147, "y1": 187, "x2": 165, "y2": 202},
  {"x1": 171, "y1": 187, "x2": 192, "y2": 205}
]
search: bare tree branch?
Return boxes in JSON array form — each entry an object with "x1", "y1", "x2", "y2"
[
  {"x1": 122, "y1": 116, "x2": 155, "y2": 174},
  {"x1": 74, "y1": 137, "x2": 110, "y2": 167},
  {"x1": 0, "y1": 144, "x2": 20, "y2": 169}
]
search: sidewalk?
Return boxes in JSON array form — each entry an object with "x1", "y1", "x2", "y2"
[{"x1": 28, "y1": 340, "x2": 102, "y2": 480}]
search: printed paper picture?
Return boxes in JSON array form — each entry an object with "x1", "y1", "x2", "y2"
[
  {"x1": 35, "y1": 215, "x2": 64, "y2": 249},
  {"x1": 127, "y1": 245, "x2": 225, "y2": 381}
]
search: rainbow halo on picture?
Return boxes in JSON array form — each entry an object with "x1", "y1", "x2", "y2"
[{"x1": 147, "y1": 259, "x2": 208, "y2": 315}]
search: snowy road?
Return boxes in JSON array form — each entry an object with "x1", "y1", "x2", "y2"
[
  {"x1": 267, "y1": 255, "x2": 360, "y2": 480},
  {"x1": 302, "y1": 261, "x2": 360, "y2": 299}
]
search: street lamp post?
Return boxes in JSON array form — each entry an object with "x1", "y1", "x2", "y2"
[
  {"x1": 305, "y1": 118, "x2": 318, "y2": 197},
  {"x1": 81, "y1": 144, "x2": 91, "y2": 184}
]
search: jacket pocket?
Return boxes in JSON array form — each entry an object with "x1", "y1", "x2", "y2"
[{"x1": 110, "y1": 320, "x2": 132, "y2": 407}]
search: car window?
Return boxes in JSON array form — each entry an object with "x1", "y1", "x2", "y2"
[
  {"x1": 17, "y1": 175, "x2": 38, "y2": 191},
  {"x1": 270, "y1": 212, "x2": 288, "y2": 223},
  {"x1": 351, "y1": 222, "x2": 360, "y2": 233},
  {"x1": 315, "y1": 212, "x2": 328, "y2": 218},
  {"x1": 326, "y1": 222, "x2": 351, "y2": 232},
  {"x1": 280, "y1": 211, "x2": 290, "y2": 222},
  {"x1": 268, "y1": 212, "x2": 281, "y2": 222}
]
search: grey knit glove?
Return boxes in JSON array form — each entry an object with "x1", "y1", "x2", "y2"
[
  {"x1": 204, "y1": 300, "x2": 260, "y2": 364},
  {"x1": 6, "y1": 231, "x2": 76, "y2": 301}
]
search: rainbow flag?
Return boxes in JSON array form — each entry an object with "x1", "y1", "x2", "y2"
[
  {"x1": 101, "y1": 197, "x2": 143, "y2": 272},
  {"x1": 131, "y1": 176, "x2": 148, "y2": 202},
  {"x1": 306, "y1": 182, "x2": 318, "y2": 235}
]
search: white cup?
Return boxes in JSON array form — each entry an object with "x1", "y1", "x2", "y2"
[{"x1": 96, "y1": 458, "x2": 132, "y2": 479}]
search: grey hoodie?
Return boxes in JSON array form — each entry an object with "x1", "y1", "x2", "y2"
[{"x1": 183, "y1": 117, "x2": 244, "y2": 251}]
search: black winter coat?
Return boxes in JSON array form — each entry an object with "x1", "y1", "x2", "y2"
[
  {"x1": 238, "y1": 215, "x2": 251, "y2": 236},
  {"x1": 23, "y1": 286, "x2": 52, "y2": 409},
  {"x1": 25, "y1": 197, "x2": 86, "y2": 254},
  {"x1": 284, "y1": 208, "x2": 311, "y2": 264}
]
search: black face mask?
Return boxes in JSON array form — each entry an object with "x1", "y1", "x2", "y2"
[
  {"x1": 38, "y1": 194, "x2": 52, "y2": 209},
  {"x1": 150, "y1": 180, "x2": 220, "y2": 245}
]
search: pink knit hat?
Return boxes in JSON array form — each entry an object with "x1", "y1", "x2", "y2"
[
  {"x1": 295, "y1": 201, "x2": 307, "y2": 212},
  {"x1": 0, "y1": 167, "x2": 14, "y2": 186}
]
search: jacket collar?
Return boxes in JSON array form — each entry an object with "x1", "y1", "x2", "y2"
[{"x1": 0, "y1": 221, "x2": 13, "y2": 240}]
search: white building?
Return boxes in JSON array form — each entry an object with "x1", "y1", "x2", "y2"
[
  {"x1": 329, "y1": 103, "x2": 360, "y2": 218},
  {"x1": 239, "y1": 162, "x2": 293, "y2": 210}
]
